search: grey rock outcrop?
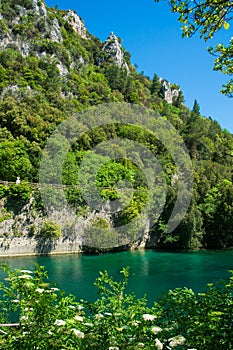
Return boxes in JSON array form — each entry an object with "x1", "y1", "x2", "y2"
[
  {"x1": 63, "y1": 10, "x2": 87, "y2": 39},
  {"x1": 50, "y1": 18, "x2": 63, "y2": 43},
  {"x1": 56, "y1": 61, "x2": 69, "y2": 76},
  {"x1": 102, "y1": 32, "x2": 129, "y2": 71},
  {"x1": 0, "y1": 2, "x2": 60, "y2": 54},
  {"x1": 0, "y1": 35, "x2": 30, "y2": 56},
  {"x1": 31, "y1": 0, "x2": 47, "y2": 17},
  {"x1": 0, "y1": 2, "x2": 89, "y2": 77},
  {"x1": 160, "y1": 79, "x2": 179, "y2": 104},
  {"x1": 0, "y1": 191, "x2": 152, "y2": 256},
  {"x1": 1, "y1": 85, "x2": 34, "y2": 100}
]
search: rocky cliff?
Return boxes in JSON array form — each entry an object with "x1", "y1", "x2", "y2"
[
  {"x1": 0, "y1": 190, "x2": 152, "y2": 256},
  {"x1": 0, "y1": 0, "x2": 130, "y2": 80},
  {"x1": 102, "y1": 32, "x2": 129, "y2": 72},
  {"x1": 160, "y1": 79, "x2": 180, "y2": 104}
]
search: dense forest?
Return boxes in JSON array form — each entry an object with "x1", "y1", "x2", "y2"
[{"x1": 0, "y1": 0, "x2": 232, "y2": 250}]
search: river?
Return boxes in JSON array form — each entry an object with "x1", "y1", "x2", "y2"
[{"x1": 1, "y1": 249, "x2": 233, "y2": 305}]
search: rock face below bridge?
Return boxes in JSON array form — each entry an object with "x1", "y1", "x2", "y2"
[{"x1": 0, "y1": 193, "x2": 152, "y2": 256}]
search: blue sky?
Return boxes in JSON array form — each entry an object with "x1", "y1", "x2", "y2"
[{"x1": 46, "y1": 0, "x2": 232, "y2": 133}]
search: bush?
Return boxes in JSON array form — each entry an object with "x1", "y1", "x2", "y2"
[
  {"x1": 83, "y1": 218, "x2": 119, "y2": 251},
  {"x1": 0, "y1": 264, "x2": 232, "y2": 349},
  {"x1": 39, "y1": 220, "x2": 61, "y2": 239},
  {"x1": 0, "y1": 185, "x2": 8, "y2": 199},
  {"x1": 7, "y1": 183, "x2": 32, "y2": 201},
  {"x1": 3, "y1": 183, "x2": 32, "y2": 215}
]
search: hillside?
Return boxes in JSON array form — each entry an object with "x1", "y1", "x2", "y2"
[{"x1": 0, "y1": 0, "x2": 232, "y2": 253}]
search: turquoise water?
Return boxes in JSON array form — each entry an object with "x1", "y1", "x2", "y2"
[{"x1": 0, "y1": 249, "x2": 233, "y2": 305}]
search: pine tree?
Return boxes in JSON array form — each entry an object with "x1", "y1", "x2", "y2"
[
  {"x1": 192, "y1": 99, "x2": 200, "y2": 115},
  {"x1": 150, "y1": 74, "x2": 161, "y2": 95}
]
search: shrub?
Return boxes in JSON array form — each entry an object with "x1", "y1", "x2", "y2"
[
  {"x1": 0, "y1": 185, "x2": 8, "y2": 199},
  {"x1": 0, "y1": 264, "x2": 232, "y2": 349},
  {"x1": 7, "y1": 183, "x2": 32, "y2": 201},
  {"x1": 39, "y1": 220, "x2": 61, "y2": 239}
]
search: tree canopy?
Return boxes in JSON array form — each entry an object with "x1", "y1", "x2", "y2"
[{"x1": 155, "y1": 0, "x2": 233, "y2": 96}]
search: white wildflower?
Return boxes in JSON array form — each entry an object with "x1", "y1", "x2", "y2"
[
  {"x1": 84, "y1": 322, "x2": 93, "y2": 327},
  {"x1": 138, "y1": 343, "x2": 145, "y2": 347},
  {"x1": 108, "y1": 347, "x2": 119, "y2": 350},
  {"x1": 155, "y1": 338, "x2": 163, "y2": 350},
  {"x1": 20, "y1": 316, "x2": 28, "y2": 321},
  {"x1": 18, "y1": 274, "x2": 32, "y2": 279},
  {"x1": 50, "y1": 287, "x2": 59, "y2": 291},
  {"x1": 54, "y1": 319, "x2": 66, "y2": 326},
  {"x1": 20, "y1": 270, "x2": 33, "y2": 274},
  {"x1": 12, "y1": 299, "x2": 19, "y2": 303},
  {"x1": 142, "y1": 313, "x2": 157, "y2": 321},
  {"x1": 23, "y1": 307, "x2": 32, "y2": 312},
  {"x1": 104, "y1": 312, "x2": 112, "y2": 316},
  {"x1": 132, "y1": 320, "x2": 141, "y2": 326},
  {"x1": 77, "y1": 305, "x2": 84, "y2": 311},
  {"x1": 95, "y1": 313, "x2": 104, "y2": 319},
  {"x1": 169, "y1": 335, "x2": 186, "y2": 347},
  {"x1": 129, "y1": 337, "x2": 136, "y2": 342},
  {"x1": 151, "y1": 326, "x2": 163, "y2": 334},
  {"x1": 68, "y1": 305, "x2": 75, "y2": 309},
  {"x1": 48, "y1": 330, "x2": 52, "y2": 335},
  {"x1": 72, "y1": 328, "x2": 84, "y2": 338},
  {"x1": 4, "y1": 277, "x2": 12, "y2": 281},
  {"x1": 35, "y1": 288, "x2": 44, "y2": 293},
  {"x1": 74, "y1": 315, "x2": 83, "y2": 322}
]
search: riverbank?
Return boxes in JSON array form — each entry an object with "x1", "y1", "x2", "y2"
[{"x1": 0, "y1": 235, "x2": 84, "y2": 257}]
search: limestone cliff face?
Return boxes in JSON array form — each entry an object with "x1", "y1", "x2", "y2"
[
  {"x1": 63, "y1": 10, "x2": 87, "y2": 39},
  {"x1": 0, "y1": 0, "x2": 87, "y2": 77},
  {"x1": 0, "y1": 0, "x2": 87, "y2": 47},
  {"x1": 0, "y1": 1, "x2": 132, "y2": 83},
  {"x1": 102, "y1": 32, "x2": 129, "y2": 71},
  {"x1": 0, "y1": 1, "x2": 54, "y2": 54},
  {"x1": 160, "y1": 79, "x2": 180, "y2": 104},
  {"x1": 0, "y1": 194, "x2": 151, "y2": 256}
]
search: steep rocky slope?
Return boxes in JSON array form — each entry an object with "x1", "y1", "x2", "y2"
[{"x1": 0, "y1": 0, "x2": 232, "y2": 255}]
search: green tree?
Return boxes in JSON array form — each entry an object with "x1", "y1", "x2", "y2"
[
  {"x1": 154, "y1": 0, "x2": 233, "y2": 95},
  {"x1": 192, "y1": 99, "x2": 200, "y2": 115},
  {"x1": 172, "y1": 90, "x2": 184, "y2": 108},
  {"x1": 150, "y1": 73, "x2": 162, "y2": 95},
  {"x1": 201, "y1": 180, "x2": 233, "y2": 248},
  {"x1": 0, "y1": 140, "x2": 32, "y2": 181}
]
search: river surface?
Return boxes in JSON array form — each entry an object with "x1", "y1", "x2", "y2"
[{"x1": 1, "y1": 249, "x2": 233, "y2": 305}]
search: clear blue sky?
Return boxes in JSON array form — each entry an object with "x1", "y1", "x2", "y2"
[{"x1": 46, "y1": 0, "x2": 232, "y2": 133}]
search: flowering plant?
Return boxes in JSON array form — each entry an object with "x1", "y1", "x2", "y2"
[{"x1": 0, "y1": 263, "x2": 232, "y2": 349}]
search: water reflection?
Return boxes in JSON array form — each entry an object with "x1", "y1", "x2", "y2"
[{"x1": 0, "y1": 249, "x2": 232, "y2": 305}]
